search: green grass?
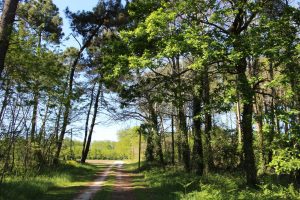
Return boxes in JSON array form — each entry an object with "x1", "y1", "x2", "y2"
[
  {"x1": 2, "y1": 160, "x2": 299, "y2": 200},
  {"x1": 93, "y1": 166, "x2": 117, "y2": 200},
  {"x1": 0, "y1": 160, "x2": 109, "y2": 200},
  {"x1": 127, "y1": 163, "x2": 300, "y2": 200}
]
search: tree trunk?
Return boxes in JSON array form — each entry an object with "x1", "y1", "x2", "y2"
[
  {"x1": 53, "y1": 25, "x2": 102, "y2": 164},
  {"x1": 237, "y1": 58, "x2": 257, "y2": 186},
  {"x1": 149, "y1": 103, "x2": 164, "y2": 166},
  {"x1": 0, "y1": 78, "x2": 10, "y2": 124},
  {"x1": 267, "y1": 62, "x2": 276, "y2": 164},
  {"x1": 53, "y1": 59, "x2": 76, "y2": 164},
  {"x1": 171, "y1": 112, "x2": 175, "y2": 165},
  {"x1": 81, "y1": 84, "x2": 95, "y2": 162},
  {"x1": 179, "y1": 105, "x2": 190, "y2": 172},
  {"x1": 81, "y1": 83, "x2": 102, "y2": 163},
  {"x1": 38, "y1": 99, "x2": 50, "y2": 144},
  {"x1": 145, "y1": 129, "x2": 154, "y2": 162},
  {"x1": 203, "y1": 66, "x2": 213, "y2": 172},
  {"x1": 0, "y1": 0, "x2": 19, "y2": 78},
  {"x1": 254, "y1": 94, "x2": 265, "y2": 173},
  {"x1": 138, "y1": 128, "x2": 142, "y2": 171},
  {"x1": 192, "y1": 95, "x2": 204, "y2": 176},
  {"x1": 30, "y1": 87, "x2": 39, "y2": 142}
]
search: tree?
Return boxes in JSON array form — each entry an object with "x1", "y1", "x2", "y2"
[{"x1": 0, "y1": 0, "x2": 19, "y2": 78}]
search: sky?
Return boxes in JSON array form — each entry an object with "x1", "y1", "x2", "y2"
[
  {"x1": 52, "y1": 0, "x2": 99, "y2": 48},
  {"x1": 52, "y1": 0, "x2": 139, "y2": 141}
]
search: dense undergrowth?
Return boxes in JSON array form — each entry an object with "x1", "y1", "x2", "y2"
[{"x1": 129, "y1": 163, "x2": 300, "y2": 200}]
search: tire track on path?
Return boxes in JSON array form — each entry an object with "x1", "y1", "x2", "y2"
[{"x1": 73, "y1": 161, "x2": 117, "y2": 200}]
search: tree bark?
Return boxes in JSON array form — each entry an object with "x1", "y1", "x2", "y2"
[
  {"x1": 171, "y1": 112, "x2": 175, "y2": 165},
  {"x1": 237, "y1": 58, "x2": 257, "y2": 186},
  {"x1": 254, "y1": 94, "x2": 265, "y2": 173},
  {"x1": 203, "y1": 66, "x2": 213, "y2": 172},
  {"x1": 149, "y1": 103, "x2": 164, "y2": 166},
  {"x1": 30, "y1": 87, "x2": 39, "y2": 142},
  {"x1": 81, "y1": 83, "x2": 95, "y2": 162},
  {"x1": 179, "y1": 105, "x2": 190, "y2": 172},
  {"x1": 0, "y1": 0, "x2": 19, "y2": 78},
  {"x1": 81, "y1": 83, "x2": 102, "y2": 163},
  {"x1": 192, "y1": 95, "x2": 204, "y2": 176}
]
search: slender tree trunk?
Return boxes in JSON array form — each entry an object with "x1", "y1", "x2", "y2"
[
  {"x1": 38, "y1": 99, "x2": 50, "y2": 144},
  {"x1": 81, "y1": 84, "x2": 95, "y2": 162},
  {"x1": 267, "y1": 62, "x2": 276, "y2": 164},
  {"x1": 179, "y1": 105, "x2": 190, "y2": 172},
  {"x1": 30, "y1": 87, "x2": 39, "y2": 142},
  {"x1": 171, "y1": 112, "x2": 175, "y2": 165},
  {"x1": 138, "y1": 128, "x2": 141, "y2": 171},
  {"x1": 176, "y1": 117, "x2": 182, "y2": 163},
  {"x1": 236, "y1": 94, "x2": 242, "y2": 145},
  {"x1": 254, "y1": 95, "x2": 265, "y2": 173},
  {"x1": 0, "y1": 0, "x2": 19, "y2": 78},
  {"x1": 54, "y1": 60, "x2": 76, "y2": 164},
  {"x1": 81, "y1": 83, "x2": 102, "y2": 163},
  {"x1": 54, "y1": 25, "x2": 101, "y2": 164},
  {"x1": 203, "y1": 66, "x2": 213, "y2": 172}
]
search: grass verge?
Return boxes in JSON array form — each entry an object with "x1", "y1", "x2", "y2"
[
  {"x1": 128, "y1": 163, "x2": 300, "y2": 200},
  {"x1": 0, "y1": 160, "x2": 109, "y2": 200}
]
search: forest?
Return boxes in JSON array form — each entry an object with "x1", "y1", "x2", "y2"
[{"x1": 0, "y1": 0, "x2": 300, "y2": 199}]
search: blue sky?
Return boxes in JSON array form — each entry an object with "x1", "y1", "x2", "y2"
[
  {"x1": 52, "y1": 0, "x2": 99, "y2": 48},
  {"x1": 52, "y1": 0, "x2": 139, "y2": 141}
]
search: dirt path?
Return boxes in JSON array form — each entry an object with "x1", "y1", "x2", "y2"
[
  {"x1": 73, "y1": 160, "x2": 116, "y2": 200},
  {"x1": 111, "y1": 161, "x2": 135, "y2": 200},
  {"x1": 73, "y1": 160, "x2": 136, "y2": 200}
]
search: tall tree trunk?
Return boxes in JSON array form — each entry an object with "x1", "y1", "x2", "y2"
[
  {"x1": 30, "y1": 87, "x2": 39, "y2": 142},
  {"x1": 179, "y1": 105, "x2": 190, "y2": 172},
  {"x1": 149, "y1": 103, "x2": 164, "y2": 166},
  {"x1": 0, "y1": 78, "x2": 10, "y2": 124},
  {"x1": 254, "y1": 94, "x2": 265, "y2": 173},
  {"x1": 53, "y1": 25, "x2": 101, "y2": 164},
  {"x1": 267, "y1": 62, "x2": 276, "y2": 164},
  {"x1": 174, "y1": 55, "x2": 190, "y2": 171},
  {"x1": 171, "y1": 112, "x2": 175, "y2": 165},
  {"x1": 81, "y1": 83, "x2": 102, "y2": 163},
  {"x1": 0, "y1": 0, "x2": 19, "y2": 78},
  {"x1": 203, "y1": 66, "x2": 213, "y2": 172},
  {"x1": 192, "y1": 94, "x2": 204, "y2": 176},
  {"x1": 38, "y1": 99, "x2": 50, "y2": 144},
  {"x1": 81, "y1": 84, "x2": 95, "y2": 162},
  {"x1": 237, "y1": 58, "x2": 257, "y2": 186},
  {"x1": 236, "y1": 93, "x2": 242, "y2": 144},
  {"x1": 145, "y1": 129, "x2": 154, "y2": 162}
]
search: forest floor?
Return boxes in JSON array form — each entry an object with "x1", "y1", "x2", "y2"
[{"x1": 1, "y1": 160, "x2": 300, "y2": 200}]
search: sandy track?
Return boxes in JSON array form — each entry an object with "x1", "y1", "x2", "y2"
[
  {"x1": 73, "y1": 160, "x2": 116, "y2": 200},
  {"x1": 111, "y1": 161, "x2": 135, "y2": 200}
]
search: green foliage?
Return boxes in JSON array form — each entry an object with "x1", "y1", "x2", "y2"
[
  {"x1": 132, "y1": 164, "x2": 300, "y2": 200},
  {"x1": 269, "y1": 148, "x2": 300, "y2": 175},
  {"x1": 17, "y1": 0, "x2": 63, "y2": 43},
  {"x1": 60, "y1": 127, "x2": 145, "y2": 160},
  {"x1": 210, "y1": 127, "x2": 239, "y2": 169}
]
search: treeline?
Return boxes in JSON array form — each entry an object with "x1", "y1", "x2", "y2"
[
  {"x1": 61, "y1": 127, "x2": 143, "y2": 160},
  {"x1": 0, "y1": 0, "x2": 300, "y2": 187}
]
